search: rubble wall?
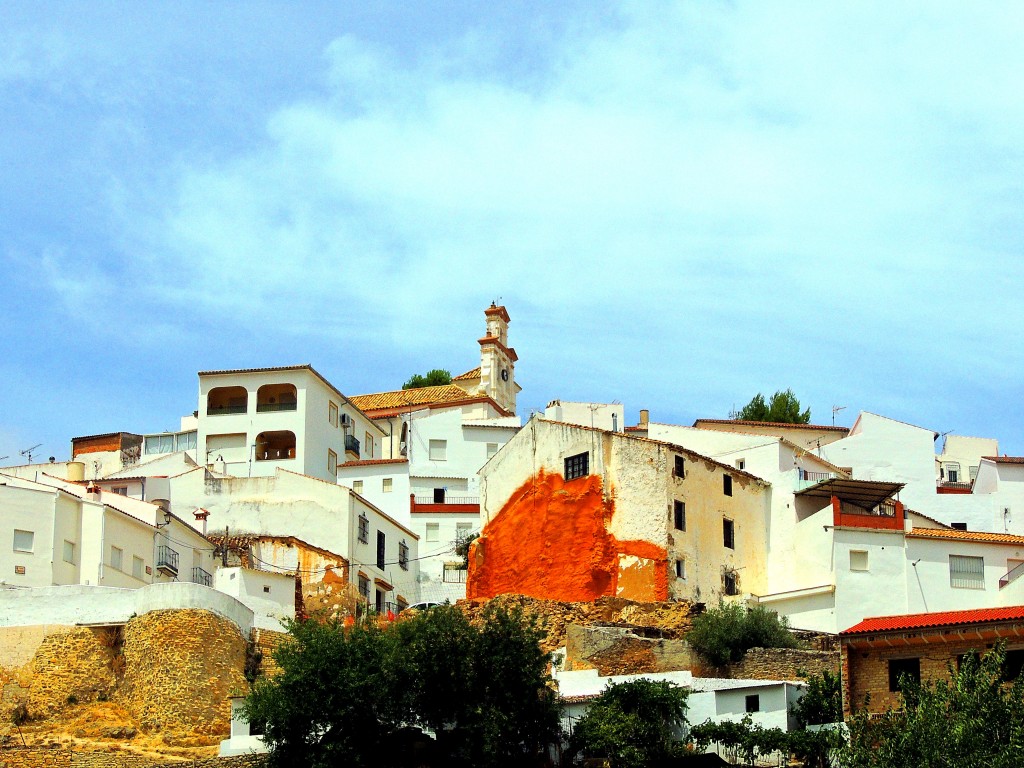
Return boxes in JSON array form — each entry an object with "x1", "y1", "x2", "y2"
[
  {"x1": 728, "y1": 647, "x2": 840, "y2": 681},
  {"x1": 27, "y1": 630, "x2": 119, "y2": 719},
  {"x1": 0, "y1": 748, "x2": 264, "y2": 768},
  {"x1": 117, "y1": 610, "x2": 247, "y2": 736}
]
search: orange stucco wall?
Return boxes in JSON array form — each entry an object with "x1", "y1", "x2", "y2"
[{"x1": 466, "y1": 470, "x2": 668, "y2": 602}]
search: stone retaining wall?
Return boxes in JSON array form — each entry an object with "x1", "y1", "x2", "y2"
[{"x1": 0, "y1": 748, "x2": 264, "y2": 768}]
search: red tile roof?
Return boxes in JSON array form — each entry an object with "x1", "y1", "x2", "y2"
[
  {"x1": 452, "y1": 367, "x2": 481, "y2": 381},
  {"x1": 907, "y1": 527, "x2": 1024, "y2": 546},
  {"x1": 842, "y1": 606, "x2": 1024, "y2": 636},
  {"x1": 985, "y1": 456, "x2": 1024, "y2": 465},
  {"x1": 348, "y1": 384, "x2": 469, "y2": 412}
]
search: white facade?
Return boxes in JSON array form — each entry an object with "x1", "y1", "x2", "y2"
[
  {"x1": 820, "y1": 412, "x2": 1024, "y2": 532},
  {"x1": 197, "y1": 365, "x2": 385, "y2": 483},
  {"x1": 1, "y1": 473, "x2": 215, "y2": 591},
  {"x1": 545, "y1": 401, "x2": 625, "y2": 433},
  {"x1": 213, "y1": 567, "x2": 295, "y2": 630},
  {"x1": 168, "y1": 467, "x2": 420, "y2": 609}
]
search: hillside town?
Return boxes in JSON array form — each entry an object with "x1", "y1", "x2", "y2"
[{"x1": 2, "y1": 303, "x2": 1023, "y2": 766}]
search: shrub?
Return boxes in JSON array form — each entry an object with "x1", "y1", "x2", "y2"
[{"x1": 687, "y1": 603, "x2": 798, "y2": 667}]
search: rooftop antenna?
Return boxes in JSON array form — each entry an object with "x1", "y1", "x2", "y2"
[
  {"x1": 20, "y1": 444, "x2": 42, "y2": 464},
  {"x1": 831, "y1": 405, "x2": 846, "y2": 426}
]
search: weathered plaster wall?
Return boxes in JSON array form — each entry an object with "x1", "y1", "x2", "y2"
[{"x1": 467, "y1": 470, "x2": 667, "y2": 602}]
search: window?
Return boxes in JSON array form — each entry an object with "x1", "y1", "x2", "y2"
[
  {"x1": 949, "y1": 555, "x2": 985, "y2": 589},
  {"x1": 724, "y1": 571, "x2": 739, "y2": 595},
  {"x1": 358, "y1": 514, "x2": 369, "y2": 544},
  {"x1": 723, "y1": 519, "x2": 735, "y2": 549},
  {"x1": 429, "y1": 439, "x2": 447, "y2": 461},
  {"x1": 486, "y1": 442, "x2": 498, "y2": 460},
  {"x1": 110, "y1": 546, "x2": 123, "y2": 571},
  {"x1": 13, "y1": 530, "x2": 34, "y2": 553},
  {"x1": 263, "y1": 585, "x2": 271, "y2": 594},
  {"x1": 951, "y1": 522, "x2": 967, "y2": 530},
  {"x1": 353, "y1": 480, "x2": 363, "y2": 494},
  {"x1": 675, "y1": 558, "x2": 686, "y2": 580},
  {"x1": 176, "y1": 431, "x2": 197, "y2": 452},
  {"x1": 745, "y1": 694, "x2": 760, "y2": 713},
  {"x1": 433, "y1": 487, "x2": 446, "y2": 503},
  {"x1": 673, "y1": 501, "x2": 686, "y2": 531},
  {"x1": 426, "y1": 523, "x2": 439, "y2": 542},
  {"x1": 112, "y1": 486, "x2": 128, "y2": 496},
  {"x1": 328, "y1": 449, "x2": 338, "y2": 476},
  {"x1": 383, "y1": 478, "x2": 393, "y2": 493},
  {"x1": 365, "y1": 432, "x2": 374, "y2": 459},
  {"x1": 132, "y1": 556, "x2": 144, "y2": 579},
  {"x1": 456, "y1": 522, "x2": 472, "y2": 542},
  {"x1": 329, "y1": 401, "x2": 339, "y2": 427},
  {"x1": 358, "y1": 574, "x2": 370, "y2": 601},
  {"x1": 399, "y1": 541, "x2": 409, "y2": 570},
  {"x1": 888, "y1": 657, "x2": 921, "y2": 692},
  {"x1": 377, "y1": 531, "x2": 386, "y2": 569},
  {"x1": 1004, "y1": 649, "x2": 1024, "y2": 681},
  {"x1": 674, "y1": 455, "x2": 685, "y2": 477},
  {"x1": 944, "y1": 462, "x2": 961, "y2": 483},
  {"x1": 145, "y1": 434, "x2": 175, "y2": 454},
  {"x1": 565, "y1": 452, "x2": 589, "y2": 480},
  {"x1": 736, "y1": 459, "x2": 746, "y2": 471},
  {"x1": 375, "y1": 588, "x2": 385, "y2": 612},
  {"x1": 850, "y1": 550, "x2": 869, "y2": 571},
  {"x1": 63, "y1": 540, "x2": 75, "y2": 564},
  {"x1": 723, "y1": 474, "x2": 733, "y2": 496}
]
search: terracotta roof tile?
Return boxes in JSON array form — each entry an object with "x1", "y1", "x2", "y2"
[
  {"x1": 842, "y1": 606, "x2": 1024, "y2": 635},
  {"x1": 452, "y1": 367, "x2": 481, "y2": 381},
  {"x1": 984, "y1": 456, "x2": 1024, "y2": 465},
  {"x1": 907, "y1": 527, "x2": 1024, "y2": 546},
  {"x1": 348, "y1": 385, "x2": 469, "y2": 412}
]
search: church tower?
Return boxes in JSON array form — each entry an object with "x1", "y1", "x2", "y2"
[{"x1": 477, "y1": 303, "x2": 519, "y2": 414}]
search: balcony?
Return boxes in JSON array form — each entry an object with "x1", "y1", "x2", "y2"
[
  {"x1": 410, "y1": 495, "x2": 481, "y2": 514},
  {"x1": 795, "y1": 469, "x2": 836, "y2": 491},
  {"x1": 1000, "y1": 561, "x2": 1024, "y2": 589},
  {"x1": 191, "y1": 566, "x2": 212, "y2": 587},
  {"x1": 937, "y1": 480, "x2": 974, "y2": 494},
  {"x1": 156, "y1": 545, "x2": 179, "y2": 577},
  {"x1": 345, "y1": 434, "x2": 361, "y2": 459},
  {"x1": 207, "y1": 386, "x2": 248, "y2": 416},
  {"x1": 257, "y1": 383, "x2": 297, "y2": 413},
  {"x1": 443, "y1": 563, "x2": 468, "y2": 584}
]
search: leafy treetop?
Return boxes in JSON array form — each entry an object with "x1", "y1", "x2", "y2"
[
  {"x1": 402, "y1": 369, "x2": 453, "y2": 389},
  {"x1": 686, "y1": 603, "x2": 799, "y2": 668},
  {"x1": 736, "y1": 388, "x2": 811, "y2": 424}
]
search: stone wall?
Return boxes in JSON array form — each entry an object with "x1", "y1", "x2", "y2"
[
  {"x1": 249, "y1": 630, "x2": 288, "y2": 679},
  {"x1": 0, "y1": 748, "x2": 264, "y2": 768},
  {"x1": 565, "y1": 624, "x2": 697, "y2": 675},
  {"x1": 118, "y1": 611, "x2": 247, "y2": 737},
  {"x1": 28, "y1": 629, "x2": 119, "y2": 719},
  {"x1": 728, "y1": 647, "x2": 839, "y2": 681}
]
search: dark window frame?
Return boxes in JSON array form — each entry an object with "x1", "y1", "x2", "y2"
[
  {"x1": 376, "y1": 531, "x2": 386, "y2": 569},
  {"x1": 723, "y1": 518, "x2": 735, "y2": 549},
  {"x1": 674, "y1": 455, "x2": 685, "y2": 477},
  {"x1": 888, "y1": 657, "x2": 921, "y2": 692},
  {"x1": 357, "y1": 514, "x2": 369, "y2": 544},
  {"x1": 565, "y1": 452, "x2": 590, "y2": 480},
  {"x1": 674, "y1": 500, "x2": 686, "y2": 531},
  {"x1": 745, "y1": 694, "x2": 760, "y2": 713},
  {"x1": 723, "y1": 474, "x2": 733, "y2": 496}
]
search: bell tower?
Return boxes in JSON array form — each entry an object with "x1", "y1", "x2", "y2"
[{"x1": 478, "y1": 303, "x2": 519, "y2": 414}]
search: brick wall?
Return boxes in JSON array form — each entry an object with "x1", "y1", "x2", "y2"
[
  {"x1": 117, "y1": 610, "x2": 247, "y2": 737},
  {"x1": 843, "y1": 638, "x2": 997, "y2": 714}
]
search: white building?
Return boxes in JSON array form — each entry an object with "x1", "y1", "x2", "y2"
[{"x1": 1, "y1": 472, "x2": 215, "y2": 591}]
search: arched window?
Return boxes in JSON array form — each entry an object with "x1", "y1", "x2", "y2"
[
  {"x1": 254, "y1": 431, "x2": 296, "y2": 461},
  {"x1": 257, "y1": 384, "x2": 297, "y2": 412},
  {"x1": 207, "y1": 387, "x2": 247, "y2": 415}
]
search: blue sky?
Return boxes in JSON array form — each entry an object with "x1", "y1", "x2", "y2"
[{"x1": 2, "y1": 2, "x2": 1023, "y2": 463}]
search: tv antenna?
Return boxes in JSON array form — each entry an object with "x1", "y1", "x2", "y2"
[
  {"x1": 20, "y1": 444, "x2": 43, "y2": 463},
  {"x1": 831, "y1": 405, "x2": 846, "y2": 426}
]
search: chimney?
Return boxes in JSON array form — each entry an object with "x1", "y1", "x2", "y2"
[{"x1": 639, "y1": 409, "x2": 650, "y2": 427}]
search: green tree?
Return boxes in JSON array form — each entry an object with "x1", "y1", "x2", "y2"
[
  {"x1": 402, "y1": 368, "x2": 452, "y2": 389},
  {"x1": 686, "y1": 603, "x2": 798, "y2": 668},
  {"x1": 791, "y1": 669, "x2": 843, "y2": 728},
  {"x1": 242, "y1": 616, "x2": 406, "y2": 768},
  {"x1": 841, "y1": 643, "x2": 1024, "y2": 768},
  {"x1": 569, "y1": 679, "x2": 689, "y2": 768},
  {"x1": 246, "y1": 604, "x2": 560, "y2": 768},
  {"x1": 736, "y1": 388, "x2": 811, "y2": 423}
]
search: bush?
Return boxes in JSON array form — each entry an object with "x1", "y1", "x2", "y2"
[
  {"x1": 791, "y1": 669, "x2": 842, "y2": 728},
  {"x1": 570, "y1": 679, "x2": 688, "y2": 768},
  {"x1": 687, "y1": 603, "x2": 798, "y2": 667}
]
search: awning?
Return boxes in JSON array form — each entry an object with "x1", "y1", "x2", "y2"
[{"x1": 796, "y1": 478, "x2": 903, "y2": 509}]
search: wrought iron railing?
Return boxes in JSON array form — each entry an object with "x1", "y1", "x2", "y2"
[
  {"x1": 1000, "y1": 561, "x2": 1024, "y2": 589},
  {"x1": 156, "y1": 545, "x2": 179, "y2": 574},
  {"x1": 256, "y1": 402, "x2": 297, "y2": 412},
  {"x1": 191, "y1": 566, "x2": 212, "y2": 587},
  {"x1": 345, "y1": 434, "x2": 361, "y2": 455},
  {"x1": 207, "y1": 405, "x2": 247, "y2": 415}
]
